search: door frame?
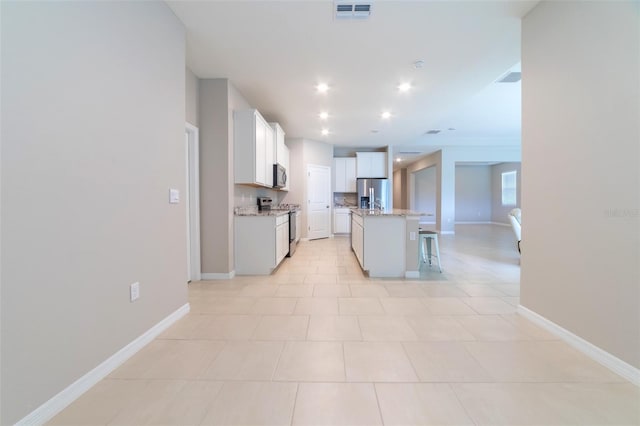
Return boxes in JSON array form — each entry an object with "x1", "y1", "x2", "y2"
[{"x1": 185, "y1": 122, "x2": 201, "y2": 282}]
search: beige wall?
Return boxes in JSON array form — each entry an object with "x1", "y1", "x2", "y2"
[
  {"x1": 199, "y1": 79, "x2": 255, "y2": 274},
  {"x1": 414, "y1": 166, "x2": 437, "y2": 224},
  {"x1": 491, "y1": 162, "x2": 521, "y2": 224},
  {"x1": 283, "y1": 138, "x2": 304, "y2": 208},
  {"x1": 393, "y1": 168, "x2": 408, "y2": 209},
  {"x1": 186, "y1": 67, "x2": 199, "y2": 126},
  {"x1": 522, "y1": 1, "x2": 639, "y2": 368},
  {"x1": 407, "y1": 151, "x2": 442, "y2": 228},
  {"x1": 199, "y1": 79, "x2": 231, "y2": 274},
  {"x1": 0, "y1": 2, "x2": 187, "y2": 424},
  {"x1": 455, "y1": 166, "x2": 491, "y2": 223}
]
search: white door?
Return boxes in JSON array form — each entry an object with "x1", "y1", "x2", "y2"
[{"x1": 307, "y1": 164, "x2": 331, "y2": 240}]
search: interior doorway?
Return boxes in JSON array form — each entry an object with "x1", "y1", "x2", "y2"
[{"x1": 306, "y1": 164, "x2": 331, "y2": 240}]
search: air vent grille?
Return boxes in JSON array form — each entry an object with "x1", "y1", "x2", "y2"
[
  {"x1": 398, "y1": 151, "x2": 421, "y2": 155},
  {"x1": 426, "y1": 130, "x2": 441, "y2": 135},
  {"x1": 497, "y1": 71, "x2": 521, "y2": 83},
  {"x1": 335, "y1": 2, "x2": 372, "y2": 20}
]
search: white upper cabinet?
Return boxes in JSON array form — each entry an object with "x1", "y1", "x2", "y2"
[
  {"x1": 333, "y1": 157, "x2": 357, "y2": 192},
  {"x1": 270, "y1": 122, "x2": 289, "y2": 191},
  {"x1": 264, "y1": 123, "x2": 274, "y2": 187},
  {"x1": 271, "y1": 122, "x2": 286, "y2": 165},
  {"x1": 234, "y1": 109, "x2": 274, "y2": 188},
  {"x1": 356, "y1": 152, "x2": 387, "y2": 178},
  {"x1": 282, "y1": 145, "x2": 290, "y2": 191}
]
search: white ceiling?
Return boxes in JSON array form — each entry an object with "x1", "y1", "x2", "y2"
[{"x1": 167, "y1": 0, "x2": 536, "y2": 154}]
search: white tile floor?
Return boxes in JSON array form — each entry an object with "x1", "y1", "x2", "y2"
[{"x1": 49, "y1": 225, "x2": 639, "y2": 425}]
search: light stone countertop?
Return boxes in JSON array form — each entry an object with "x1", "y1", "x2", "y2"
[
  {"x1": 235, "y1": 210, "x2": 290, "y2": 217},
  {"x1": 350, "y1": 208, "x2": 430, "y2": 217}
]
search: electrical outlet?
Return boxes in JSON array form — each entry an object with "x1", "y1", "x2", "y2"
[{"x1": 130, "y1": 282, "x2": 140, "y2": 302}]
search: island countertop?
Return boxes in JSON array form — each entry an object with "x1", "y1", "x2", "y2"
[{"x1": 350, "y1": 208, "x2": 430, "y2": 217}]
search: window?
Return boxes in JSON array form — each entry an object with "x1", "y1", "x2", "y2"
[{"x1": 501, "y1": 171, "x2": 517, "y2": 206}]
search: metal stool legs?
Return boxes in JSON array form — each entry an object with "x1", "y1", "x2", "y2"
[{"x1": 420, "y1": 233, "x2": 442, "y2": 273}]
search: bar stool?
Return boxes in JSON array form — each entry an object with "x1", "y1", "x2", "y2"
[{"x1": 419, "y1": 229, "x2": 442, "y2": 273}]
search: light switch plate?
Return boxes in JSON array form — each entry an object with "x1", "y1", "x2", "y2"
[
  {"x1": 130, "y1": 282, "x2": 140, "y2": 302},
  {"x1": 410, "y1": 232, "x2": 416, "y2": 241},
  {"x1": 169, "y1": 189, "x2": 180, "y2": 204}
]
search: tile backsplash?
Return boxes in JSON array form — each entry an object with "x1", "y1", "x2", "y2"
[{"x1": 334, "y1": 192, "x2": 357, "y2": 207}]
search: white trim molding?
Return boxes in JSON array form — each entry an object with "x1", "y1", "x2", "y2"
[
  {"x1": 455, "y1": 221, "x2": 493, "y2": 225},
  {"x1": 405, "y1": 271, "x2": 420, "y2": 279},
  {"x1": 490, "y1": 221, "x2": 511, "y2": 227},
  {"x1": 16, "y1": 303, "x2": 191, "y2": 426},
  {"x1": 518, "y1": 305, "x2": 640, "y2": 386},
  {"x1": 202, "y1": 271, "x2": 236, "y2": 280},
  {"x1": 185, "y1": 123, "x2": 201, "y2": 282}
]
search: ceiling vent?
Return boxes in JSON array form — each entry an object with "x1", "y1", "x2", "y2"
[
  {"x1": 335, "y1": 2, "x2": 372, "y2": 20},
  {"x1": 425, "y1": 130, "x2": 441, "y2": 135},
  {"x1": 398, "y1": 151, "x2": 421, "y2": 155},
  {"x1": 497, "y1": 71, "x2": 521, "y2": 83}
]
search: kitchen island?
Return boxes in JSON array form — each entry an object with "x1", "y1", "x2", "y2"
[{"x1": 350, "y1": 209, "x2": 424, "y2": 278}]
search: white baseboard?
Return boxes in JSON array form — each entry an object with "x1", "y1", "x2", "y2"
[
  {"x1": 16, "y1": 303, "x2": 190, "y2": 426},
  {"x1": 455, "y1": 221, "x2": 492, "y2": 225},
  {"x1": 405, "y1": 271, "x2": 420, "y2": 279},
  {"x1": 518, "y1": 305, "x2": 640, "y2": 386},
  {"x1": 201, "y1": 271, "x2": 235, "y2": 280},
  {"x1": 491, "y1": 221, "x2": 511, "y2": 227}
]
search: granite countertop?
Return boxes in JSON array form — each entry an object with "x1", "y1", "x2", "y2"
[
  {"x1": 235, "y1": 210, "x2": 290, "y2": 217},
  {"x1": 350, "y1": 208, "x2": 431, "y2": 217}
]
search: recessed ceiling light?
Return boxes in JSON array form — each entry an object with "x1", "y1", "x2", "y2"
[
  {"x1": 413, "y1": 60, "x2": 425, "y2": 69},
  {"x1": 321, "y1": 128, "x2": 329, "y2": 136},
  {"x1": 319, "y1": 112, "x2": 329, "y2": 120},
  {"x1": 398, "y1": 83, "x2": 411, "y2": 92},
  {"x1": 316, "y1": 83, "x2": 329, "y2": 93},
  {"x1": 396, "y1": 158, "x2": 402, "y2": 162},
  {"x1": 381, "y1": 111, "x2": 391, "y2": 119}
]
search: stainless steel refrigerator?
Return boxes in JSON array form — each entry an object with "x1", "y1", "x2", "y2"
[{"x1": 357, "y1": 178, "x2": 389, "y2": 210}]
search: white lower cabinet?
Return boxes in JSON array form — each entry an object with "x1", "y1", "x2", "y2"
[
  {"x1": 351, "y1": 213, "x2": 364, "y2": 267},
  {"x1": 334, "y1": 208, "x2": 351, "y2": 234},
  {"x1": 276, "y1": 214, "x2": 289, "y2": 265},
  {"x1": 235, "y1": 214, "x2": 289, "y2": 275}
]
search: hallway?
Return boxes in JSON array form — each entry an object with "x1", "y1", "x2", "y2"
[{"x1": 49, "y1": 225, "x2": 639, "y2": 425}]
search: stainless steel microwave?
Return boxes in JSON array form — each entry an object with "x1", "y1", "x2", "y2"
[{"x1": 273, "y1": 163, "x2": 287, "y2": 189}]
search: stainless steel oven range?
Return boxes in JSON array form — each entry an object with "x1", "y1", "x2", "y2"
[{"x1": 287, "y1": 210, "x2": 297, "y2": 257}]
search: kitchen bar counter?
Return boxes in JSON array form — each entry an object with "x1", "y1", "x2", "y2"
[
  {"x1": 235, "y1": 210, "x2": 290, "y2": 217},
  {"x1": 350, "y1": 211, "x2": 421, "y2": 278},
  {"x1": 350, "y1": 208, "x2": 427, "y2": 217},
  {"x1": 234, "y1": 204, "x2": 301, "y2": 216}
]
